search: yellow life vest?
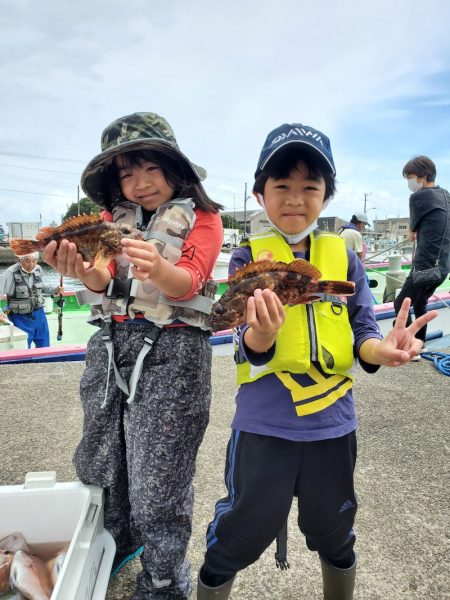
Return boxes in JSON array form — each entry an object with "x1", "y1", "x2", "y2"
[{"x1": 236, "y1": 230, "x2": 355, "y2": 397}]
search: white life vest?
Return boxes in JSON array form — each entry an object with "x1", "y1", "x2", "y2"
[{"x1": 80, "y1": 198, "x2": 217, "y2": 330}]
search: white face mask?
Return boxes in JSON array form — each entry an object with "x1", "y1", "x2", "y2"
[
  {"x1": 257, "y1": 193, "x2": 331, "y2": 245},
  {"x1": 407, "y1": 178, "x2": 423, "y2": 193}
]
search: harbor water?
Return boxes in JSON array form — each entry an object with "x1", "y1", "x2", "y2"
[{"x1": 0, "y1": 264, "x2": 84, "y2": 291}]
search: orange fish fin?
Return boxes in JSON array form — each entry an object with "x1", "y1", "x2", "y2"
[
  {"x1": 229, "y1": 258, "x2": 321, "y2": 284},
  {"x1": 9, "y1": 239, "x2": 41, "y2": 255},
  {"x1": 35, "y1": 214, "x2": 104, "y2": 242},
  {"x1": 229, "y1": 260, "x2": 278, "y2": 283},
  {"x1": 286, "y1": 259, "x2": 322, "y2": 279}
]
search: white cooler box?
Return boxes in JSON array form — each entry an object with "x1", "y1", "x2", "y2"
[
  {"x1": 0, "y1": 323, "x2": 28, "y2": 350},
  {"x1": 0, "y1": 471, "x2": 116, "y2": 600}
]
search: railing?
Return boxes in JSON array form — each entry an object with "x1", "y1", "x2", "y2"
[
  {"x1": 364, "y1": 255, "x2": 450, "y2": 311},
  {"x1": 362, "y1": 239, "x2": 413, "y2": 264}
]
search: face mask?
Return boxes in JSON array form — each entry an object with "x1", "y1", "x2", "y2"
[
  {"x1": 257, "y1": 193, "x2": 331, "y2": 245},
  {"x1": 407, "y1": 178, "x2": 423, "y2": 193}
]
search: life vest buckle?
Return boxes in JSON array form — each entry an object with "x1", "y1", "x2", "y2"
[
  {"x1": 331, "y1": 301, "x2": 344, "y2": 315},
  {"x1": 106, "y1": 277, "x2": 134, "y2": 300},
  {"x1": 320, "y1": 294, "x2": 344, "y2": 315}
]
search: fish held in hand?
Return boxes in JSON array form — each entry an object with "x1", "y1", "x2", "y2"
[
  {"x1": 9, "y1": 214, "x2": 144, "y2": 269},
  {"x1": 208, "y1": 259, "x2": 355, "y2": 331}
]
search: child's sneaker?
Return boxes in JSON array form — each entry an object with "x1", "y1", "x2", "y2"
[{"x1": 110, "y1": 546, "x2": 144, "y2": 577}]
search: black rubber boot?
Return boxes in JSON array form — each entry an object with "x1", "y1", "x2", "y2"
[
  {"x1": 197, "y1": 572, "x2": 235, "y2": 599},
  {"x1": 321, "y1": 559, "x2": 356, "y2": 600}
]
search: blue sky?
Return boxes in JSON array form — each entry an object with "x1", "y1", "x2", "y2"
[{"x1": 1, "y1": 0, "x2": 450, "y2": 227}]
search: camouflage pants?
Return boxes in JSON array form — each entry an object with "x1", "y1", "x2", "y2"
[{"x1": 73, "y1": 321, "x2": 212, "y2": 599}]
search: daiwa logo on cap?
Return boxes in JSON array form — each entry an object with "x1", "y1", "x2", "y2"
[
  {"x1": 270, "y1": 126, "x2": 324, "y2": 148},
  {"x1": 255, "y1": 121, "x2": 336, "y2": 176}
]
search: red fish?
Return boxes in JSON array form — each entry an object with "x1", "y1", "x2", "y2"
[
  {"x1": 0, "y1": 549, "x2": 13, "y2": 593},
  {"x1": 0, "y1": 532, "x2": 29, "y2": 554},
  {"x1": 9, "y1": 550, "x2": 53, "y2": 600},
  {"x1": 9, "y1": 214, "x2": 143, "y2": 269},
  {"x1": 208, "y1": 259, "x2": 355, "y2": 331},
  {"x1": 47, "y1": 549, "x2": 67, "y2": 587}
]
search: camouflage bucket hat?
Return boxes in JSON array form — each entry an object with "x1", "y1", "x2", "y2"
[{"x1": 81, "y1": 112, "x2": 207, "y2": 207}]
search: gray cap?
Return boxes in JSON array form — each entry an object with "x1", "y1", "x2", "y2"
[{"x1": 353, "y1": 212, "x2": 370, "y2": 225}]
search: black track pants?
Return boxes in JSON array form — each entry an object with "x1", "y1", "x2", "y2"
[
  {"x1": 202, "y1": 430, "x2": 357, "y2": 585},
  {"x1": 393, "y1": 272, "x2": 447, "y2": 342}
]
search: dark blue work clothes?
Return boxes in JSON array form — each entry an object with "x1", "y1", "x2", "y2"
[{"x1": 9, "y1": 307, "x2": 50, "y2": 348}]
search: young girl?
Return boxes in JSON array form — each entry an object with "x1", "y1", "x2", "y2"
[
  {"x1": 43, "y1": 112, "x2": 223, "y2": 600},
  {"x1": 197, "y1": 122, "x2": 436, "y2": 600}
]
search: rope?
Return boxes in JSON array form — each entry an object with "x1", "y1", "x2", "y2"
[{"x1": 420, "y1": 351, "x2": 450, "y2": 376}]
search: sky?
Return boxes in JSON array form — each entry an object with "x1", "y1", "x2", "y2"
[{"x1": 1, "y1": 0, "x2": 450, "y2": 229}]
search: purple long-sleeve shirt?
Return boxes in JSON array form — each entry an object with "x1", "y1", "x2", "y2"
[{"x1": 230, "y1": 243, "x2": 382, "y2": 442}]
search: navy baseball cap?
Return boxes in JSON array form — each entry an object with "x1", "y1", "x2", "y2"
[{"x1": 255, "y1": 123, "x2": 336, "y2": 178}]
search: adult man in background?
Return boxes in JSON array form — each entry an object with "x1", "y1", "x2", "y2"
[
  {"x1": 394, "y1": 155, "x2": 450, "y2": 350},
  {"x1": 338, "y1": 213, "x2": 370, "y2": 260},
  {"x1": 0, "y1": 252, "x2": 63, "y2": 348}
]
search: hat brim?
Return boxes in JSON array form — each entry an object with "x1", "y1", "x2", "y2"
[
  {"x1": 81, "y1": 139, "x2": 207, "y2": 207},
  {"x1": 256, "y1": 139, "x2": 336, "y2": 177}
]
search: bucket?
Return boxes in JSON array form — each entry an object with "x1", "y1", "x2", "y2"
[
  {"x1": 0, "y1": 471, "x2": 115, "y2": 599},
  {"x1": 0, "y1": 323, "x2": 28, "y2": 350}
]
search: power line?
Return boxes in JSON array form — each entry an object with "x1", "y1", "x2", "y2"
[
  {"x1": 0, "y1": 150, "x2": 84, "y2": 164},
  {"x1": 0, "y1": 187, "x2": 74, "y2": 198},
  {"x1": 0, "y1": 161, "x2": 80, "y2": 175},
  {"x1": 0, "y1": 173, "x2": 76, "y2": 189}
]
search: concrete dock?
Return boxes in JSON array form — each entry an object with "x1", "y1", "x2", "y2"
[{"x1": 1, "y1": 350, "x2": 449, "y2": 599}]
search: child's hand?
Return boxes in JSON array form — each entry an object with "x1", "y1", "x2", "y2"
[
  {"x1": 244, "y1": 288, "x2": 285, "y2": 353},
  {"x1": 367, "y1": 297, "x2": 437, "y2": 367},
  {"x1": 121, "y1": 238, "x2": 162, "y2": 281},
  {"x1": 42, "y1": 239, "x2": 95, "y2": 279}
]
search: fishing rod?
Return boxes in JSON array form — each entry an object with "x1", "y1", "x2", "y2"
[{"x1": 56, "y1": 275, "x2": 64, "y2": 340}]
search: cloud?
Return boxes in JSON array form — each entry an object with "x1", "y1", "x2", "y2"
[{"x1": 1, "y1": 0, "x2": 450, "y2": 223}]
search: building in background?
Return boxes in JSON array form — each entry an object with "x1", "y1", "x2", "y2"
[
  {"x1": 220, "y1": 211, "x2": 411, "y2": 254},
  {"x1": 221, "y1": 210, "x2": 263, "y2": 236},
  {"x1": 7, "y1": 222, "x2": 41, "y2": 239},
  {"x1": 317, "y1": 216, "x2": 347, "y2": 232},
  {"x1": 369, "y1": 217, "x2": 411, "y2": 254}
]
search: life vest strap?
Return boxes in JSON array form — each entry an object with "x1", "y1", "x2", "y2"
[
  {"x1": 100, "y1": 319, "x2": 162, "y2": 408},
  {"x1": 126, "y1": 325, "x2": 162, "y2": 405},
  {"x1": 158, "y1": 294, "x2": 214, "y2": 314}
]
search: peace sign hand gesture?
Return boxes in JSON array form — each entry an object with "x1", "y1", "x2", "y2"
[{"x1": 364, "y1": 298, "x2": 437, "y2": 367}]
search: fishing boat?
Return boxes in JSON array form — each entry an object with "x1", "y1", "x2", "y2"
[{"x1": 1, "y1": 256, "x2": 450, "y2": 364}]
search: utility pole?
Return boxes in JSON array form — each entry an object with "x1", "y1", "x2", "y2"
[
  {"x1": 243, "y1": 183, "x2": 251, "y2": 236},
  {"x1": 363, "y1": 192, "x2": 372, "y2": 214}
]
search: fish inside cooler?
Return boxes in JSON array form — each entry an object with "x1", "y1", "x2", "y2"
[
  {"x1": 0, "y1": 472, "x2": 115, "y2": 600},
  {"x1": 0, "y1": 532, "x2": 68, "y2": 598}
]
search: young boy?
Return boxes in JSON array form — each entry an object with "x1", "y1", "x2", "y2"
[{"x1": 197, "y1": 123, "x2": 436, "y2": 599}]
